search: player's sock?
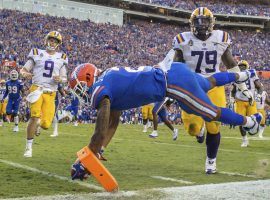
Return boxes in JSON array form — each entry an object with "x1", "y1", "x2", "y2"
[
  {"x1": 206, "y1": 132, "x2": 220, "y2": 159},
  {"x1": 219, "y1": 108, "x2": 245, "y2": 126},
  {"x1": 14, "y1": 116, "x2": 19, "y2": 126},
  {"x1": 212, "y1": 72, "x2": 236, "y2": 86},
  {"x1": 26, "y1": 138, "x2": 33, "y2": 149}
]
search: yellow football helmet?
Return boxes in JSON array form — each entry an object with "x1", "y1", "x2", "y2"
[
  {"x1": 238, "y1": 60, "x2": 250, "y2": 70},
  {"x1": 45, "y1": 31, "x2": 62, "y2": 51},
  {"x1": 0, "y1": 79, "x2": 5, "y2": 85},
  {"x1": 190, "y1": 7, "x2": 215, "y2": 38}
]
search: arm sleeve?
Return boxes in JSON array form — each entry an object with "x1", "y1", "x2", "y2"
[
  {"x1": 172, "y1": 34, "x2": 184, "y2": 51},
  {"x1": 23, "y1": 59, "x2": 35, "y2": 72},
  {"x1": 91, "y1": 87, "x2": 112, "y2": 109}
]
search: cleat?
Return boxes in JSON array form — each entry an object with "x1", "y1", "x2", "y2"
[
  {"x1": 0, "y1": 121, "x2": 3, "y2": 127},
  {"x1": 196, "y1": 135, "x2": 205, "y2": 144},
  {"x1": 73, "y1": 122, "x2": 78, "y2": 127},
  {"x1": 196, "y1": 125, "x2": 205, "y2": 144},
  {"x1": 142, "y1": 127, "x2": 147, "y2": 133},
  {"x1": 205, "y1": 157, "x2": 216, "y2": 174},
  {"x1": 50, "y1": 134, "x2": 58, "y2": 137},
  {"x1": 241, "y1": 138, "x2": 249, "y2": 147},
  {"x1": 243, "y1": 113, "x2": 262, "y2": 135},
  {"x1": 149, "y1": 131, "x2": 158, "y2": 138},
  {"x1": 23, "y1": 148, "x2": 32, "y2": 158},
  {"x1": 13, "y1": 126, "x2": 19, "y2": 132},
  {"x1": 172, "y1": 129, "x2": 178, "y2": 141},
  {"x1": 71, "y1": 161, "x2": 90, "y2": 181}
]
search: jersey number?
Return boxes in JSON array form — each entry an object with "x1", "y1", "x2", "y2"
[
  {"x1": 43, "y1": 61, "x2": 54, "y2": 78},
  {"x1": 8, "y1": 86, "x2": 18, "y2": 94},
  {"x1": 191, "y1": 50, "x2": 217, "y2": 73}
]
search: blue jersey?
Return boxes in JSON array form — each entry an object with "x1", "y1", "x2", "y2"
[
  {"x1": 71, "y1": 95, "x2": 79, "y2": 107},
  {"x1": 4, "y1": 80, "x2": 23, "y2": 100},
  {"x1": 89, "y1": 66, "x2": 166, "y2": 110}
]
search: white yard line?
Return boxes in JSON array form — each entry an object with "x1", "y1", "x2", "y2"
[
  {"x1": 0, "y1": 159, "x2": 103, "y2": 191},
  {"x1": 223, "y1": 136, "x2": 270, "y2": 141},
  {"x1": 3, "y1": 179, "x2": 270, "y2": 200},
  {"x1": 220, "y1": 171, "x2": 260, "y2": 178},
  {"x1": 114, "y1": 138, "x2": 270, "y2": 156},
  {"x1": 151, "y1": 176, "x2": 195, "y2": 184}
]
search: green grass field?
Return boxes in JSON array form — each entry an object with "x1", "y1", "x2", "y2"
[{"x1": 0, "y1": 123, "x2": 270, "y2": 199}]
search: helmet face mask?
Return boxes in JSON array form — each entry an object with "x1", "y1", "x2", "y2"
[
  {"x1": 190, "y1": 7, "x2": 215, "y2": 40},
  {"x1": 193, "y1": 16, "x2": 211, "y2": 36},
  {"x1": 10, "y1": 70, "x2": 18, "y2": 80},
  {"x1": 71, "y1": 80, "x2": 90, "y2": 106},
  {"x1": 238, "y1": 60, "x2": 249, "y2": 71},
  {"x1": 69, "y1": 63, "x2": 98, "y2": 105},
  {"x1": 45, "y1": 31, "x2": 62, "y2": 51}
]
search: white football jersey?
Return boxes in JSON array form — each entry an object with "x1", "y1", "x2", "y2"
[
  {"x1": 255, "y1": 91, "x2": 268, "y2": 110},
  {"x1": 0, "y1": 87, "x2": 5, "y2": 100},
  {"x1": 235, "y1": 73, "x2": 259, "y2": 102},
  {"x1": 173, "y1": 30, "x2": 231, "y2": 77},
  {"x1": 27, "y1": 48, "x2": 68, "y2": 91}
]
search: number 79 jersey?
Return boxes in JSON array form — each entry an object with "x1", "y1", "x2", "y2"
[
  {"x1": 27, "y1": 48, "x2": 68, "y2": 91},
  {"x1": 173, "y1": 30, "x2": 231, "y2": 77}
]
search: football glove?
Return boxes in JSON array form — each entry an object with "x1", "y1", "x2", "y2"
[
  {"x1": 242, "y1": 89, "x2": 254, "y2": 106},
  {"x1": 71, "y1": 161, "x2": 90, "y2": 181}
]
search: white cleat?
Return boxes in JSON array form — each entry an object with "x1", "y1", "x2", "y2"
[
  {"x1": 23, "y1": 148, "x2": 32, "y2": 158},
  {"x1": 142, "y1": 127, "x2": 147, "y2": 133},
  {"x1": 243, "y1": 113, "x2": 262, "y2": 135},
  {"x1": 0, "y1": 121, "x2": 3, "y2": 127},
  {"x1": 13, "y1": 126, "x2": 19, "y2": 132},
  {"x1": 241, "y1": 138, "x2": 249, "y2": 147},
  {"x1": 205, "y1": 157, "x2": 217, "y2": 174},
  {"x1": 73, "y1": 122, "x2": 78, "y2": 127},
  {"x1": 172, "y1": 129, "x2": 178, "y2": 141},
  {"x1": 50, "y1": 133, "x2": 58, "y2": 137},
  {"x1": 149, "y1": 131, "x2": 158, "y2": 138}
]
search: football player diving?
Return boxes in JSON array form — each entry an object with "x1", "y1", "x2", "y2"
[
  {"x1": 172, "y1": 7, "x2": 255, "y2": 174},
  {"x1": 68, "y1": 62, "x2": 262, "y2": 189}
]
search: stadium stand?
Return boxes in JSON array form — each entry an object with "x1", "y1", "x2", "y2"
[
  {"x1": 138, "y1": 0, "x2": 270, "y2": 17},
  {"x1": 0, "y1": 1, "x2": 269, "y2": 122}
]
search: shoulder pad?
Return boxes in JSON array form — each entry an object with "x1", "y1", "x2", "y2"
[
  {"x1": 32, "y1": 48, "x2": 39, "y2": 56},
  {"x1": 221, "y1": 31, "x2": 230, "y2": 43},
  {"x1": 61, "y1": 53, "x2": 67, "y2": 60}
]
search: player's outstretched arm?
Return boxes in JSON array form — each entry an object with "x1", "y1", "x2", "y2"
[
  {"x1": 102, "y1": 110, "x2": 121, "y2": 148},
  {"x1": 89, "y1": 97, "x2": 111, "y2": 155}
]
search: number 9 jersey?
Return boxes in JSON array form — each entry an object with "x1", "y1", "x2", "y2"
[
  {"x1": 27, "y1": 48, "x2": 68, "y2": 91},
  {"x1": 173, "y1": 30, "x2": 231, "y2": 77}
]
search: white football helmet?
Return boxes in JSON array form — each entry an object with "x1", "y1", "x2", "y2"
[{"x1": 10, "y1": 70, "x2": 19, "y2": 80}]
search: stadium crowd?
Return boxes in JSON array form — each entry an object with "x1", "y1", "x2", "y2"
[
  {"x1": 0, "y1": 9, "x2": 269, "y2": 125},
  {"x1": 0, "y1": 9, "x2": 269, "y2": 73},
  {"x1": 139, "y1": 0, "x2": 270, "y2": 17}
]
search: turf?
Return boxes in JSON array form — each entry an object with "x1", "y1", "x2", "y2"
[{"x1": 0, "y1": 123, "x2": 269, "y2": 198}]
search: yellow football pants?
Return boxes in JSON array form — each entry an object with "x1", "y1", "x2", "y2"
[
  {"x1": 29, "y1": 85, "x2": 56, "y2": 129},
  {"x1": 182, "y1": 86, "x2": 226, "y2": 136}
]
